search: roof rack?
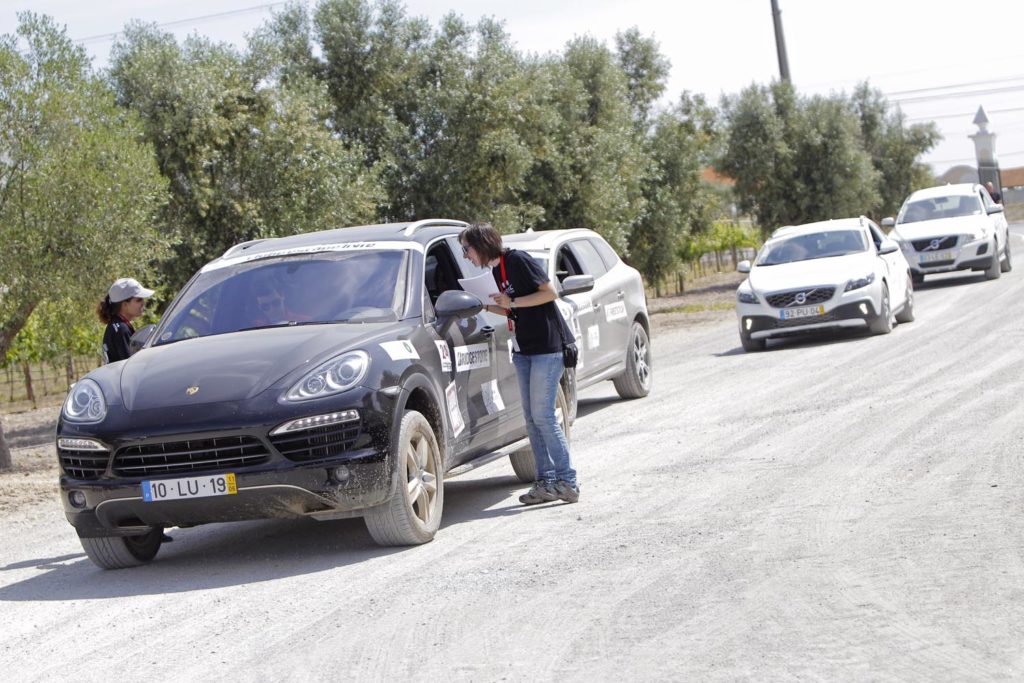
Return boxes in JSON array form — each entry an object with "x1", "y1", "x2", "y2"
[
  {"x1": 221, "y1": 238, "x2": 270, "y2": 259},
  {"x1": 402, "y1": 219, "x2": 470, "y2": 237}
]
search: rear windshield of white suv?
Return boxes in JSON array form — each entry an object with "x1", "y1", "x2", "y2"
[
  {"x1": 898, "y1": 194, "x2": 982, "y2": 224},
  {"x1": 756, "y1": 230, "x2": 867, "y2": 266}
]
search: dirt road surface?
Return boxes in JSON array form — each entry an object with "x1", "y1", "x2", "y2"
[{"x1": 2, "y1": 230, "x2": 1023, "y2": 681}]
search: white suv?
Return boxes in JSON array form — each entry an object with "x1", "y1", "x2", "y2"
[
  {"x1": 735, "y1": 217, "x2": 913, "y2": 352},
  {"x1": 882, "y1": 183, "x2": 1010, "y2": 284}
]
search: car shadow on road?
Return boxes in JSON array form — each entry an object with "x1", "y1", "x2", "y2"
[
  {"x1": 716, "y1": 328, "x2": 876, "y2": 357},
  {"x1": 575, "y1": 395, "x2": 623, "y2": 419},
  {"x1": 0, "y1": 515, "x2": 418, "y2": 601},
  {"x1": 915, "y1": 272, "x2": 989, "y2": 289}
]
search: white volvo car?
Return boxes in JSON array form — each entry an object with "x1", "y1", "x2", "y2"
[
  {"x1": 881, "y1": 183, "x2": 1010, "y2": 284},
  {"x1": 735, "y1": 217, "x2": 914, "y2": 352}
]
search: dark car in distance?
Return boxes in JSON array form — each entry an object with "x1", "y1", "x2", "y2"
[{"x1": 57, "y1": 219, "x2": 593, "y2": 569}]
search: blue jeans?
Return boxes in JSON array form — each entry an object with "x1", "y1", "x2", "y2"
[{"x1": 512, "y1": 352, "x2": 576, "y2": 486}]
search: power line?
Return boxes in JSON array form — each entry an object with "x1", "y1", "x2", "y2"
[
  {"x1": 884, "y1": 75, "x2": 1024, "y2": 98},
  {"x1": 893, "y1": 84, "x2": 1024, "y2": 105},
  {"x1": 73, "y1": 2, "x2": 288, "y2": 45},
  {"x1": 905, "y1": 106, "x2": 1024, "y2": 122}
]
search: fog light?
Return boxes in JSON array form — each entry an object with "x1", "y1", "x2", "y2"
[
  {"x1": 859, "y1": 303, "x2": 868, "y2": 315},
  {"x1": 744, "y1": 318, "x2": 753, "y2": 331},
  {"x1": 330, "y1": 465, "x2": 351, "y2": 483},
  {"x1": 68, "y1": 490, "x2": 87, "y2": 508}
]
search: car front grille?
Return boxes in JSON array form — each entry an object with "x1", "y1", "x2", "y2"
[
  {"x1": 112, "y1": 436, "x2": 270, "y2": 476},
  {"x1": 270, "y1": 422, "x2": 362, "y2": 462},
  {"x1": 59, "y1": 449, "x2": 109, "y2": 480},
  {"x1": 772, "y1": 311, "x2": 839, "y2": 329},
  {"x1": 910, "y1": 235, "x2": 958, "y2": 251},
  {"x1": 766, "y1": 287, "x2": 835, "y2": 308}
]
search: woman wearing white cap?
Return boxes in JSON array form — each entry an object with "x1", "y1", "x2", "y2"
[{"x1": 96, "y1": 277, "x2": 155, "y2": 364}]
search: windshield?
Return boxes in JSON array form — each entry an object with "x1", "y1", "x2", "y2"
[
  {"x1": 154, "y1": 250, "x2": 409, "y2": 345},
  {"x1": 898, "y1": 194, "x2": 983, "y2": 224},
  {"x1": 756, "y1": 230, "x2": 867, "y2": 266}
]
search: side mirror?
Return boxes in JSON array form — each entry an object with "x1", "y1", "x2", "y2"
[
  {"x1": 881, "y1": 217, "x2": 895, "y2": 228},
  {"x1": 879, "y1": 240, "x2": 900, "y2": 255},
  {"x1": 435, "y1": 290, "x2": 484, "y2": 320},
  {"x1": 987, "y1": 204, "x2": 1004, "y2": 215},
  {"x1": 129, "y1": 324, "x2": 156, "y2": 354},
  {"x1": 737, "y1": 260, "x2": 751, "y2": 274},
  {"x1": 559, "y1": 274, "x2": 594, "y2": 297}
]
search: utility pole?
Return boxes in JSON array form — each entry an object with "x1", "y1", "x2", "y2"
[{"x1": 771, "y1": 0, "x2": 791, "y2": 82}]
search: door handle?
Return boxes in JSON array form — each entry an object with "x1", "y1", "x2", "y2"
[
  {"x1": 481, "y1": 325, "x2": 495, "y2": 338},
  {"x1": 616, "y1": 291, "x2": 625, "y2": 299}
]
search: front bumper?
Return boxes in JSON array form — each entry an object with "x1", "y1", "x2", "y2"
[
  {"x1": 57, "y1": 387, "x2": 397, "y2": 537},
  {"x1": 903, "y1": 236, "x2": 992, "y2": 275},
  {"x1": 738, "y1": 299, "x2": 880, "y2": 341}
]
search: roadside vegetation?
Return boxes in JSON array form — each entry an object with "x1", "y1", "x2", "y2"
[{"x1": 0, "y1": 0, "x2": 940, "y2": 466}]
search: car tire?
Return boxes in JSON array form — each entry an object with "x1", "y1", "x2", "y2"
[
  {"x1": 869, "y1": 283, "x2": 893, "y2": 334},
  {"x1": 985, "y1": 240, "x2": 1002, "y2": 280},
  {"x1": 77, "y1": 527, "x2": 164, "y2": 570},
  {"x1": 612, "y1": 322, "x2": 652, "y2": 399},
  {"x1": 894, "y1": 279, "x2": 915, "y2": 324},
  {"x1": 365, "y1": 410, "x2": 443, "y2": 546},
  {"x1": 509, "y1": 384, "x2": 570, "y2": 483},
  {"x1": 740, "y1": 333, "x2": 766, "y2": 352},
  {"x1": 1001, "y1": 237, "x2": 1012, "y2": 273}
]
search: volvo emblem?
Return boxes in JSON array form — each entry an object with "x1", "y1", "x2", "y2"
[
  {"x1": 927, "y1": 238, "x2": 941, "y2": 251},
  {"x1": 186, "y1": 386, "x2": 199, "y2": 396},
  {"x1": 794, "y1": 292, "x2": 807, "y2": 305}
]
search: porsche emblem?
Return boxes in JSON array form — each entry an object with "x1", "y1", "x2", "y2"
[{"x1": 186, "y1": 386, "x2": 199, "y2": 396}]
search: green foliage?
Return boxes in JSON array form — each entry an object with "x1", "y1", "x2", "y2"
[
  {"x1": 615, "y1": 27, "x2": 671, "y2": 129},
  {"x1": 718, "y1": 81, "x2": 935, "y2": 236},
  {"x1": 108, "y1": 21, "x2": 384, "y2": 287},
  {"x1": 851, "y1": 82, "x2": 940, "y2": 219},
  {"x1": 0, "y1": 13, "x2": 169, "y2": 360},
  {"x1": 629, "y1": 93, "x2": 719, "y2": 285}
]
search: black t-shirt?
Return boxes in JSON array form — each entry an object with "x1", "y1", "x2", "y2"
[
  {"x1": 102, "y1": 317, "x2": 135, "y2": 364},
  {"x1": 492, "y1": 248, "x2": 574, "y2": 355}
]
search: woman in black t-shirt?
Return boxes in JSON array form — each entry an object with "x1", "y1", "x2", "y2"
[
  {"x1": 459, "y1": 223, "x2": 579, "y2": 505},
  {"x1": 97, "y1": 277, "x2": 154, "y2": 364}
]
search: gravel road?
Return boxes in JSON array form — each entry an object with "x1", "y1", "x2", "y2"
[{"x1": 1, "y1": 230, "x2": 1023, "y2": 681}]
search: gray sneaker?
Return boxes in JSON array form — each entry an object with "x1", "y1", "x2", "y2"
[
  {"x1": 519, "y1": 481, "x2": 557, "y2": 505},
  {"x1": 553, "y1": 480, "x2": 579, "y2": 503}
]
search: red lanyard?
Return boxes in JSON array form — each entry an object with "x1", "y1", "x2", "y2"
[{"x1": 499, "y1": 253, "x2": 514, "y2": 331}]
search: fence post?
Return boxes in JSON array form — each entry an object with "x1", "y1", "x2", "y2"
[
  {"x1": 66, "y1": 354, "x2": 74, "y2": 388},
  {"x1": 21, "y1": 361, "x2": 36, "y2": 408}
]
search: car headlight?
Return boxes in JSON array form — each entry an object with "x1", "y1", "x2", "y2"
[
  {"x1": 844, "y1": 272, "x2": 876, "y2": 292},
  {"x1": 960, "y1": 228, "x2": 988, "y2": 244},
  {"x1": 737, "y1": 289, "x2": 759, "y2": 304},
  {"x1": 62, "y1": 379, "x2": 107, "y2": 423},
  {"x1": 284, "y1": 351, "x2": 369, "y2": 402}
]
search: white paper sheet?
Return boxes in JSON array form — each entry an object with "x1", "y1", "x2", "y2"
[{"x1": 457, "y1": 270, "x2": 500, "y2": 304}]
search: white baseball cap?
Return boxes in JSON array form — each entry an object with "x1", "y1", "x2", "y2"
[{"x1": 108, "y1": 277, "x2": 155, "y2": 303}]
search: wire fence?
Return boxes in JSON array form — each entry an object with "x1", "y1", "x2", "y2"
[
  {"x1": 1, "y1": 356, "x2": 102, "y2": 410},
  {"x1": 644, "y1": 247, "x2": 758, "y2": 299}
]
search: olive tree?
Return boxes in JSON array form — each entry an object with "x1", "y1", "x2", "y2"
[{"x1": 0, "y1": 14, "x2": 169, "y2": 468}]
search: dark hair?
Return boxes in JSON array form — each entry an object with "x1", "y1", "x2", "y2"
[
  {"x1": 459, "y1": 223, "x2": 504, "y2": 261},
  {"x1": 96, "y1": 295, "x2": 121, "y2": 324}
]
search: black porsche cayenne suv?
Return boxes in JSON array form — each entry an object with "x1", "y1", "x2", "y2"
[{"x1": 57, "y1": 219, "x2": 592, "y2": 568}]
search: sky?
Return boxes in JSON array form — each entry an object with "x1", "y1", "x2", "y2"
[{"x1": 4, "y1": 0, "x2": 1024, "y2": 178}]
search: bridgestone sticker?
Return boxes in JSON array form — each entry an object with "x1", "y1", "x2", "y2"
[
  {"x1": 604, "y1": 301, "x2": 627, "y2": 322},
  {"x1": 435, "y1": 340, "x2": 452, "y2": 372},
  {"x1": 482, "y1": 380, "x2": 505, "y2": 414},
  {"x1": 380, "y1": 340, "x2": 419, "y2": 360},
  {"x1": 454, "y1": 343, "x2": 490, "y2": 371},
  {"x1": 445, "y1": 381, "x2": 465, "y2": 437}
]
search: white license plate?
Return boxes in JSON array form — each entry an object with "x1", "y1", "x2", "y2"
[
  {"x1": 142, "y1": 473, "x2": 237, "y2": 502},
  {"x1": 920, "y1": 250, "x2": 953, "y2": 264},
  {"x1": 780, "y1": 305, "x2": 825, "y2": 320}
]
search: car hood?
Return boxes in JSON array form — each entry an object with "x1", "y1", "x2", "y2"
[
  {"x1": 119, "y1": 324, "x2": 395, "y2": 411},
  {"x1": 749, "y1": 253, "x2": 871, "y2": 292},
  {"x1": 892, "y1": 216, "x2": 984, "y2": 240}
]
